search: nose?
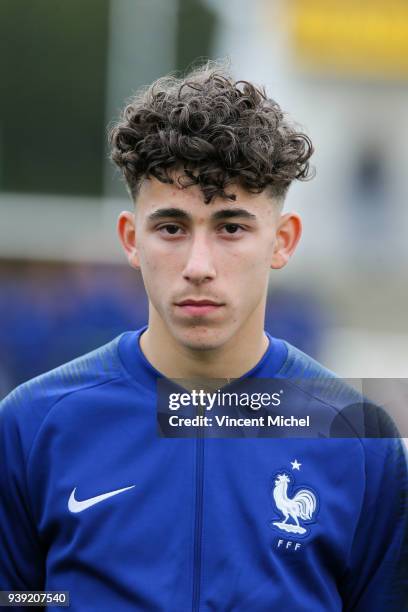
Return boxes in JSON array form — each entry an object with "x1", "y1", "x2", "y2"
[{"x1": 182, "y1": 232, "x2": 216, "y2": 285}]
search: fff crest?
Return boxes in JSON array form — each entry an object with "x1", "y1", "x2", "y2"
[{"x1": 270, "y1": 471, "x2": 319, "y2": 537}]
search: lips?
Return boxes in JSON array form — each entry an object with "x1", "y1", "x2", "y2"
[
  {"x1": 176, "y1": 299, "x2": 224, "y2": 316},
  {"x1": 177, "y1": 299, "x2": 221, "y2": 306}
]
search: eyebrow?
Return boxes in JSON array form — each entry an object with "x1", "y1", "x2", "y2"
[{"x1": 147, "y1": 207, "x2": 257, "y2": 222}]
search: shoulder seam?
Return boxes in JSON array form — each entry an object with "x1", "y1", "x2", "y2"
[
  {"x1": 24, "y1": 374, "x2": 124, "y2": 521},
  {"x1": 276, "y1": 341, "x2": 370, "y2": 445}
]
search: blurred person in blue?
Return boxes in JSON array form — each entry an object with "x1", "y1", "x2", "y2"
[
  {"x1": 1, "y1": 61, "x2": 407, "y2": 611},
  {"x1": 0, "y1": 264, "x2": 148, "y2": 393}
]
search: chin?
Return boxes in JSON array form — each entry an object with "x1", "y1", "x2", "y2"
[{"x1": 174, "y1": 325, "x2": 229, "y2": 351}]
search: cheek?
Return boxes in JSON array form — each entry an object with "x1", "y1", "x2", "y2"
[
  {"x1": 138, "y1": 244, "x2": 180, "y2": 290},
  {"x1": 138, "y1": 240, "x2": 163, "y2": 273},
  {"x1": 238, "y1": 248, "x2": 271, "y2": 294},
  {"x1": 136, "y1": 246, "x2": 159, "y2": 292},
  {"x1": 228, "y1": 245, "x2": 271, "y2": 279},
  {"x1": 235, "y1": 235, "x2": 273, "y2": 263},
  {"x1": 224, "y1": 256, "x2": 269, "y2": 306}
]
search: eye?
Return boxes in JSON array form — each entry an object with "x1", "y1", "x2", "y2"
[
  {"x1": 157, "y1": 224, "x2": 184, "y2": 236},
  {"x1": 220, "y1": 223, "x2": 245, "y2": 235}
]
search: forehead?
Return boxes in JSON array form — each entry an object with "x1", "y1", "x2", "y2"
[{"x1": 135, "y1": 176, "x2": 277, "y2": 219}]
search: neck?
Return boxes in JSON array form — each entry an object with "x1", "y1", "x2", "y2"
[{"x1": 139, "y1": 307, "x2": 269, "y2": 381}]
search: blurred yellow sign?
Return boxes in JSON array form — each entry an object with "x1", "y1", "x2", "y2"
[{"x1": 288, "y1": 0, "x2": 408, "y2": 78}]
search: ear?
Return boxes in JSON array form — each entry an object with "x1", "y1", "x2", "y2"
[
  {"x1": 117, "y1": 210, "x2": 140, "y2": 269},
  {"x1": 270, "y1": 212, "x2": 302, "y2": 270}
]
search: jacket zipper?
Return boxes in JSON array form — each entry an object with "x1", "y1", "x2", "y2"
[{"x1": 192, "y1": 427, "x2": 205, "y2": 612}]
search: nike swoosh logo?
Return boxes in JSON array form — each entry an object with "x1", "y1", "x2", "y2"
[{"x1": 68, "y1": 485, "x2": 135, "y2": 513}]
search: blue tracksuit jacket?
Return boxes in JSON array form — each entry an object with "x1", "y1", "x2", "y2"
[{"x1": 1, "y1": 326, "x2": 407, "y2": 611}]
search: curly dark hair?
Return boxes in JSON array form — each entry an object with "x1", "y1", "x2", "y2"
[{"x1": 109, "y1": 60, "x2": 314, "y2": 204}]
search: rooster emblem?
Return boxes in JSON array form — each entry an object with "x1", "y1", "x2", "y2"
[{"x1": 271, "y1": 473, "x2": 317, "y2": 535}]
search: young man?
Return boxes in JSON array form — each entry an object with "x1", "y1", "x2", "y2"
[{"x1": 1, "y1": 63, "x2": 407, "y2": 611}]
